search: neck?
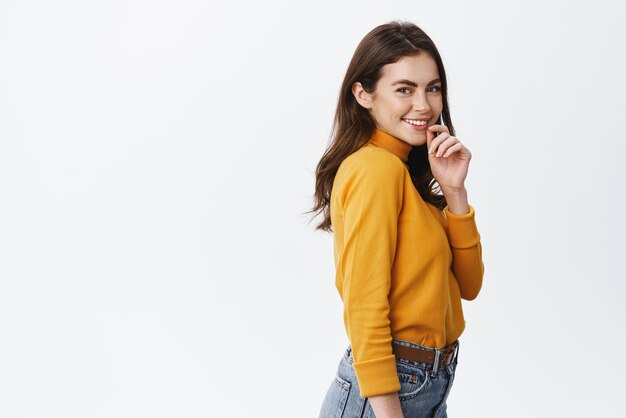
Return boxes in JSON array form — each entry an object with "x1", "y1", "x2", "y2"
[{"x1": 369, "y1": 127, "x2": 412, "y2": 162}]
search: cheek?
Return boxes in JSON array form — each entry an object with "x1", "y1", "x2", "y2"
[
  {"x1": 430, "y1": 97, "x2": 443, "y2": 109},
  {"x1": 375, "y1": 97, "x2": 407, "y2": 120},
  {"x1": 388, "y1": 100, "x2": 409, "y2": 118}
]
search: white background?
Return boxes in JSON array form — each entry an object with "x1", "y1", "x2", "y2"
[{"x1": 1, "y1": 1, "x2": 625, "y2": 417}]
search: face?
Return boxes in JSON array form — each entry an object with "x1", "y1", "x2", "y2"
[{"x1": 352, "y1": 53, "x2": 443, "y2": 147}]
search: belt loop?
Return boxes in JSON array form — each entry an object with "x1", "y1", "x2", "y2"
[
  {"x1": 453, "y1": 340, "x2": 460, "y2": 363},
  {"x1": 430, "y1": 348, "x2": 441, "y2": 377}
]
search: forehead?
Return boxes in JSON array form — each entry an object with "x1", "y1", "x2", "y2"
[{"x1": 379, "y1": 53, "x2": 439, "y2": 84}]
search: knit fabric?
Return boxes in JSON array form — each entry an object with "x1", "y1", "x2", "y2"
[{"x1": 330, "y1": 127, "x2": 484, "y2": 398}]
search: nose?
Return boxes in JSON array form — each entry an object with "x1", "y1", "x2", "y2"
[{"x1": 412, "y1": 91, "x2": 431, "y2": 113}]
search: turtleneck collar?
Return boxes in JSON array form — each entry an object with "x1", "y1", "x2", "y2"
[{"x1": 368, "y1": 127, "x2": 412, "y2": 163}]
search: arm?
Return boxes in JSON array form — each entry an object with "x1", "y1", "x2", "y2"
[
  {"x1": 335, "y1": 153, "x2": 404, "y2": 400},
  {"x1": 368, "y1": 393, "x2": 404, "y2": 418},
  {"x1": 442, "y1": 188, "x2": 484, "y2": 301}
]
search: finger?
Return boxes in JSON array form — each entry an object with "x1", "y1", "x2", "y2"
[
  {"x1": 430, "y1": 132, "x2": 450, "y2": 155},
  {"x1": 426, "y1": 124, "x2": 447, "y2": 153},
  {"x1": 435, "y1": 136, "x2": 459, "y2": 157},
  {"x1": 442, "y1": 142, "x2": 463, "y2": 158},
  {"x1": 427, "y1": 124, "x2": 450, "y2": 136},
  {"x1": 426, "y1": 124, "x2": 435, "y2": 153}
]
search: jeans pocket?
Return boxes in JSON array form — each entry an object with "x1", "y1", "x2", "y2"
[
  {"x1": 396, "y1": 367, "x2": 431, "y2": 402},
  {"x1": 331, "y1": 373, "x2": 351, "y2": 417}
]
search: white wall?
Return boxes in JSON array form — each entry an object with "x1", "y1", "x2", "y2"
[{"x1": 1, "y1": 0, "x2": 624, "y2": 416}]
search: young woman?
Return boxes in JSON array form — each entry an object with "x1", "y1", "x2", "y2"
[{"x1": 310, "y1": 21, "x2": 485, "y2": 418}]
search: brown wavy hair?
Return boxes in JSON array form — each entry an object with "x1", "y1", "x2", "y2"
[{"x1": 306, "y1": 20, "x2": 456, "y2": 233}]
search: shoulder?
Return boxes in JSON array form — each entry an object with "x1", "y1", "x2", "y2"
[
  {"x1": 336, "y1": 144, "x2": 407, "y2": 184},
  {"x1": 332, "y1": 145, "x2": 407, "y2": 211}
]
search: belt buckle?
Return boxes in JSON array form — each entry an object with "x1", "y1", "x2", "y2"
[
  {"x1": 443, "y1": 341, "x2": 458, "y2": 365},
  {"x1": 445, "y1": 341, "x2": 459, "y2": 368},
  {"x1": 450, "y1": 340, "x2": 459, "y2": 364},
  {"x1": 446, "y1": 345, "x2": 456, "y2": 366},
  {"x1": 431, "y1": 342, "x2": 458, "y2": 377}
]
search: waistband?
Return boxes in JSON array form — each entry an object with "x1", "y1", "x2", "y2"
[{"x1": 344, "y1": 338, "x2": 460, "y2": 377}]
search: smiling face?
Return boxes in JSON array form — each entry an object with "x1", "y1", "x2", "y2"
[{"x1": 352, "y1": 52, "x2": 443, "y2": 147}]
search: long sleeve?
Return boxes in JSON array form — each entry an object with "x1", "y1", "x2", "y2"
[
  {"x1": 330, "y1": 132, "x2": 484, "y2": 376},
  {"x1": 334, "y1": 152, "x2": 405, "y2": 397},
  {"x1": 444, "y1": 204, "x2": 484, "y2": 300}
]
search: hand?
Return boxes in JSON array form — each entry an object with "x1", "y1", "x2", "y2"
[{"x1": 426, "y1": 124, "x2": 472, "y2": 192}]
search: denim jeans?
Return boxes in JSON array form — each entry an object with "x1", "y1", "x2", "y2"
[{"x1": 318, "y1": 338, "x2": 460, "y2": 418}]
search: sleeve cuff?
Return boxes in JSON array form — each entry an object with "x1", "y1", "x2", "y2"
[
  {"x1": 444, "y1": 204, "x2": 481, "y2": 248},
  {"x1": 352, "y1": 354, "x2": 401, "y2": 398}
]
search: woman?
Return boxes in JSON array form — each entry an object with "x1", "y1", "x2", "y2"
[{"x1": 310, "y1": 21, "x2": 485, "y2": 418}]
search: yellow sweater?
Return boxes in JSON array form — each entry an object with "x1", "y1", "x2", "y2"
[{"x1": 330, "y1": 127, "x2": 484, "y2": 398}]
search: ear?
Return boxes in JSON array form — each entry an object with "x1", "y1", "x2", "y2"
[{"x1": 352, "y1": 82, "x2": 373, "y2": 109}]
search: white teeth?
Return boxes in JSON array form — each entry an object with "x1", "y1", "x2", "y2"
[{"x1": 403, "y1": 119, "x2": 427, "y2": 126}]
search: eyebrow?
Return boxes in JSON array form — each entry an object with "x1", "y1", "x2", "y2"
[{"x1": 391, "y1": 78, "x2": 441, "y2": 87}]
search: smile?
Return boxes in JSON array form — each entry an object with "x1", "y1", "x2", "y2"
[
  {"x1": 402, "y1": 119, "x2": 427, "y2": 126},
  {"x1": 402, "y1": 118, "x2": 430, "y2": 131}
]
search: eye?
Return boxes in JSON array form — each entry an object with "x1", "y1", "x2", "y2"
[
  {"x1": 397, "y1": 87, "x2": 411, "y2": 94},
  {"x1": 428, "y1": 86, "x2": 442, "y2": 93}
]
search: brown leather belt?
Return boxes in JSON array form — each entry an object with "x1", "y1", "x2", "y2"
[{"x1": 392, "y1": 339, "x2": 459, "y2": 372}]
